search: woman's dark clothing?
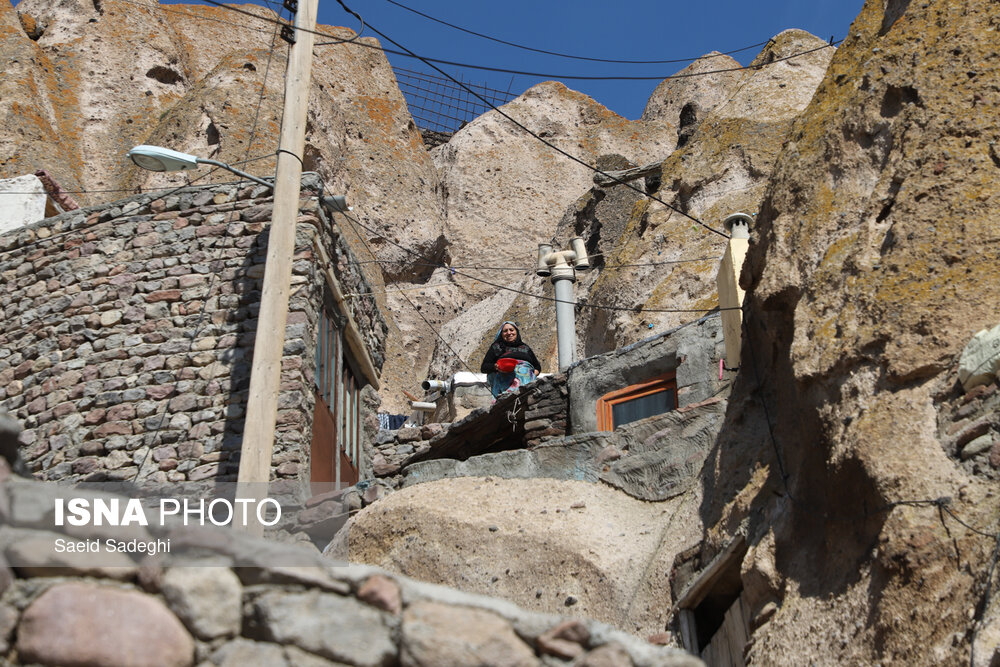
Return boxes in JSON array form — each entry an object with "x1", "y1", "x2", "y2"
[{"x1": 479, "y1": 324, "x2": 542, "y2": 373}]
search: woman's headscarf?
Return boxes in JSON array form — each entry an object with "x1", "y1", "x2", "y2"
[{"x1": 493, "y1": 321, "x2": 523, "y2": 347}]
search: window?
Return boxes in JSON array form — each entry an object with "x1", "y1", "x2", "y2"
[
  {"x1": 596, "y1": 373, "x2": 677, "y2": 431},
  {"x1": 311, "y1": 307, "x2": 360, "y2": 487}
]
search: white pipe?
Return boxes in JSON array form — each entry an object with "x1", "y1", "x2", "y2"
[
  {"x1": 421, "y1": 379, "x2": 450, "y2": 392},
  {"x1": 452, "y1": 372, "x2": 487, "y2": 387},
  {"x1": 554, "y1": 277, "x2": 576, "y2": 371},
  {"x1": 410, "y1": 401, "x2": 437, "y2": 411}
]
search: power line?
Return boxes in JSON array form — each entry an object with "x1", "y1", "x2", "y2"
[
  {"x1": 117, "y1": 0, "x2": 274, "y2": 35},
  {"x1": 380, "y1": 0, "x2": 771, "y2": 65},
  {"x1": 335, "y1": 8, "x2": 730, "y2": 240},
  {"x1": 343, "y1": 250, "x2": 722, "y2": 297},
  {"x1": 0, "y1": 153, "x2": 278, "y2": 197},
  {"x1": 242, "y1": 6, "x2": 284, "y2": 166},
  {"x1": 192, "y1": 0, "x2": 841, "y2": 85},
  {"x1": 342, "y1": 210, "x2": 733, "y2": 315},
  {"x1": 336, "y1": 211, "x2": 479, "y2": 377},
  {"x1": 198, "y1": 0, "x2": 353, "y2": 42},
  {"x1": 0, "y1": 169, "x2": 280, "y2": 259},
  {"x1": 183, "y1": 0, "x2": 829, "y2": 243},
  {"x1": 343, "y1": 253, "x2": 721, "y2": 272},
  {"x1": 318, "y1": 33, "x2": 843, "y2": 82},
  {"x1": 345, "y1": 282, "x2": 462, "y2": 298}
]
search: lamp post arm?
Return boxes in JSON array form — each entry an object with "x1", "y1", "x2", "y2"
[{"x1": 196, "y1": 159, "x2": 274, "y2": 191}]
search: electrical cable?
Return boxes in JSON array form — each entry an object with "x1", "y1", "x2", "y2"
[
  {"x1": 971, "y1": 519, "x2": 1000, "y2": 667},
  {"x1": 191, "y1": 0, "x2": 842, "y2": 85},
  {"x1": 242, "y1": 6, "x2": 283, "y2": 166},
  {"x1": 117, "y1": 0, "x2": 274, "y2": 34},
  {"x1": 0, "y1": 153, "x2": 278, "y2": 197},
  {"x1": 379, "y1": 0, "x2": 770, "y2": 65},
  {"x1": 133, "y1": 250, "x2": 228, "y2": 482},
  {"x1": 127, "y1": 164, "x2": 284, "y2": 480},
  {"x1": 337, "y1": 209, "x2": 480, "y2": 377},
  {"x1": 325, "y1": 0, "x2": 366, "y2": 45},
  {"x1": 739, "y1": 301, "x2": 792, "y2": 494},
  {"x1": 184, "y1": 0, "x2": 829, "y2": 244},
  {"x1": 316, "y1": 34, "x2": 843, "y2": 82},
  {"x1": 0, "y1": 155, "x2": 279, "y2": 259},
  {"x1": 198, "y1": 0, "x2": 363, "y2": 45},
  {"x1": 342, "y1": 210, "x2": 734, "y2": 314},
  {"x1": 335, "y1": 6, "x2": 730, "y2": 240},
  {"x1": 343, "y1": 253, "x2": 720, "y2": 272}
]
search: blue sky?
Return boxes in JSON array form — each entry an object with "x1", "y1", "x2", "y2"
[{"x1": 314, "y1": 0, "x2": 865, "y2": 119}]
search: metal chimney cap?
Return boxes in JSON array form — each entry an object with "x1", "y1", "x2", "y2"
[{"x1": 723, "y1": 213, "x2": 754, "y2": 239}]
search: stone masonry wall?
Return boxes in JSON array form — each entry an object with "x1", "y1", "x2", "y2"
[
  {"x1": 0, "y1": 175, "x2": 385, "y2": 489},
  {"x1": 370, "y1": 373, "x2": 571, "y2": 487},
  {"x1": 0, "y1": 470, "x2": 701, "y2": 667},
  {"x1": 937, "y1": 379, "x2": 1000, "y2": 480}
]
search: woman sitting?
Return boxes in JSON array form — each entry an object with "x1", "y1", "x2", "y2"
[{"x1": 480, "y1": 321, "x2": 542, "y2": 398}]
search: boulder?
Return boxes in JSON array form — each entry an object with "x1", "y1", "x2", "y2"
[{"x1": 348, "y1": 477, "x2": 702, "y2": 636}]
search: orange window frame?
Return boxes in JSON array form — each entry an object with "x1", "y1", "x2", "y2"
[{"x1": 596, "y1": 373, "x2": 678, "y2": 431}]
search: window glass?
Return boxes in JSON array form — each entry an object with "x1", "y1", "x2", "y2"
[
  {"x1": 611, "y1": 389, "x2": 675, "y2": 429},
  {"x1": 596, "y1": 373, "x2": 678, "y2": 431}
]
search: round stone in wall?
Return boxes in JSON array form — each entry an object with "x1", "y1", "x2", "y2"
[{"x1": 17, "y1": 583, "x2": 194, "y2": 667}]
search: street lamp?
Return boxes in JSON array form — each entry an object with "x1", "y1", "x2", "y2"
[{"x1": 127, "y1": 145, "x2": 274, "y2": 191}]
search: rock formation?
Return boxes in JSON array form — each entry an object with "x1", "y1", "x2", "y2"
[
  {"x1": 428, "y1": 31, "x2": 836, "y2": 378},
  {"x1": 699, "y1": 0, "x2": 1000, "y2": 664},
  {"x1": 348, "y1": 476, "x2": 701, "y2": 638}
]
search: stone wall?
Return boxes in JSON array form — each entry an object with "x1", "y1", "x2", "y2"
[
  {"x1": 0, "y1": 472, "x2": 703, "y2": 667},
  {"x1": 0, "y1": 175, "x2": 385, "y2": 490},
  {"x1": 568, "y1": 315, "x2": 725, "y2": 434},
  {"x1": 937, "y1": 379, "x2": 1000, "y2": 480},
  {"x1": 379, "y1": 374, "x2": 571, "y2": 479},
  {"x1": 373, "y1": 315, "x2": 726, "y2": 490}
]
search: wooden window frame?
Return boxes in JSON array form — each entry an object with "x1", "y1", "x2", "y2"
[
  {"x1": 596, "y1": 372, "x2": 678, "y2": 431},
  {"x1": 312, "y1": 307, "x2": 363, "y2": 489}
]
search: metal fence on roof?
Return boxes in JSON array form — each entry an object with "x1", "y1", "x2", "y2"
[{"x1": 392, "y1": 66, "x2": 519, "y2": 136}]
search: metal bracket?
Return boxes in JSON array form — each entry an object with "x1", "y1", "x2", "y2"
[
  {"x1": 283, "y1": 0, "x2": 297, "y2": 13},
  {"x1": 280, "y1": 24, "x2": 296, "y2": 45}
]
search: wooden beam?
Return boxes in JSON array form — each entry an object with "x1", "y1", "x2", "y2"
[
  {"x1": 673, "y1": 534, "x2": 748, "y2": 611},
  {"x1": 593, "y1": 162, "x2": 662, "y2": 187},
  {"x1": 306, "y1": 226, "x2": 381, "y2": 390},
  {"x1": 237, "y1": 0, "x2": 318, "y2": 534},
  {"x1": 678, "y1": 609, "x2": 699, "y2": 655}
]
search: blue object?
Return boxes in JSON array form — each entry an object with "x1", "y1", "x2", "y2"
[{"x1": 488, "y1": 361, "x2": 537, "y2": 398}]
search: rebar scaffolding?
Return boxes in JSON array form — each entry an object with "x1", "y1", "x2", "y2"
[{"x1": 392, "y1": 66, "x2": 519, "y2": 136}]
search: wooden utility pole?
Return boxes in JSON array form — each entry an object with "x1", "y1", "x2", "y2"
[{"x1": 237, "y1": 0, "x2": 318, "y2": 534}]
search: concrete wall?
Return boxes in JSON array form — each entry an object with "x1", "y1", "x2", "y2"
[
  {"x1": 0, "y1": 175, "x2": 386, "y2": 490},
  {"x1": 567, "y1": 314, "x2": 725, "y2": 434}
]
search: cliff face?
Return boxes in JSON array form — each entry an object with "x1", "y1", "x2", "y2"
[
  {"x1": 0, "y1": 0, "x2": 84, "y2": 191},
  {"x1": 703, "y1": 0, "x2": 1000, "y2": 664},
  {"x1": 3, "y1": 0, "x2": 443, "y2": 407},
  {"x1": 427, "y1": 31, "x2": 835, "y2": 377}
]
